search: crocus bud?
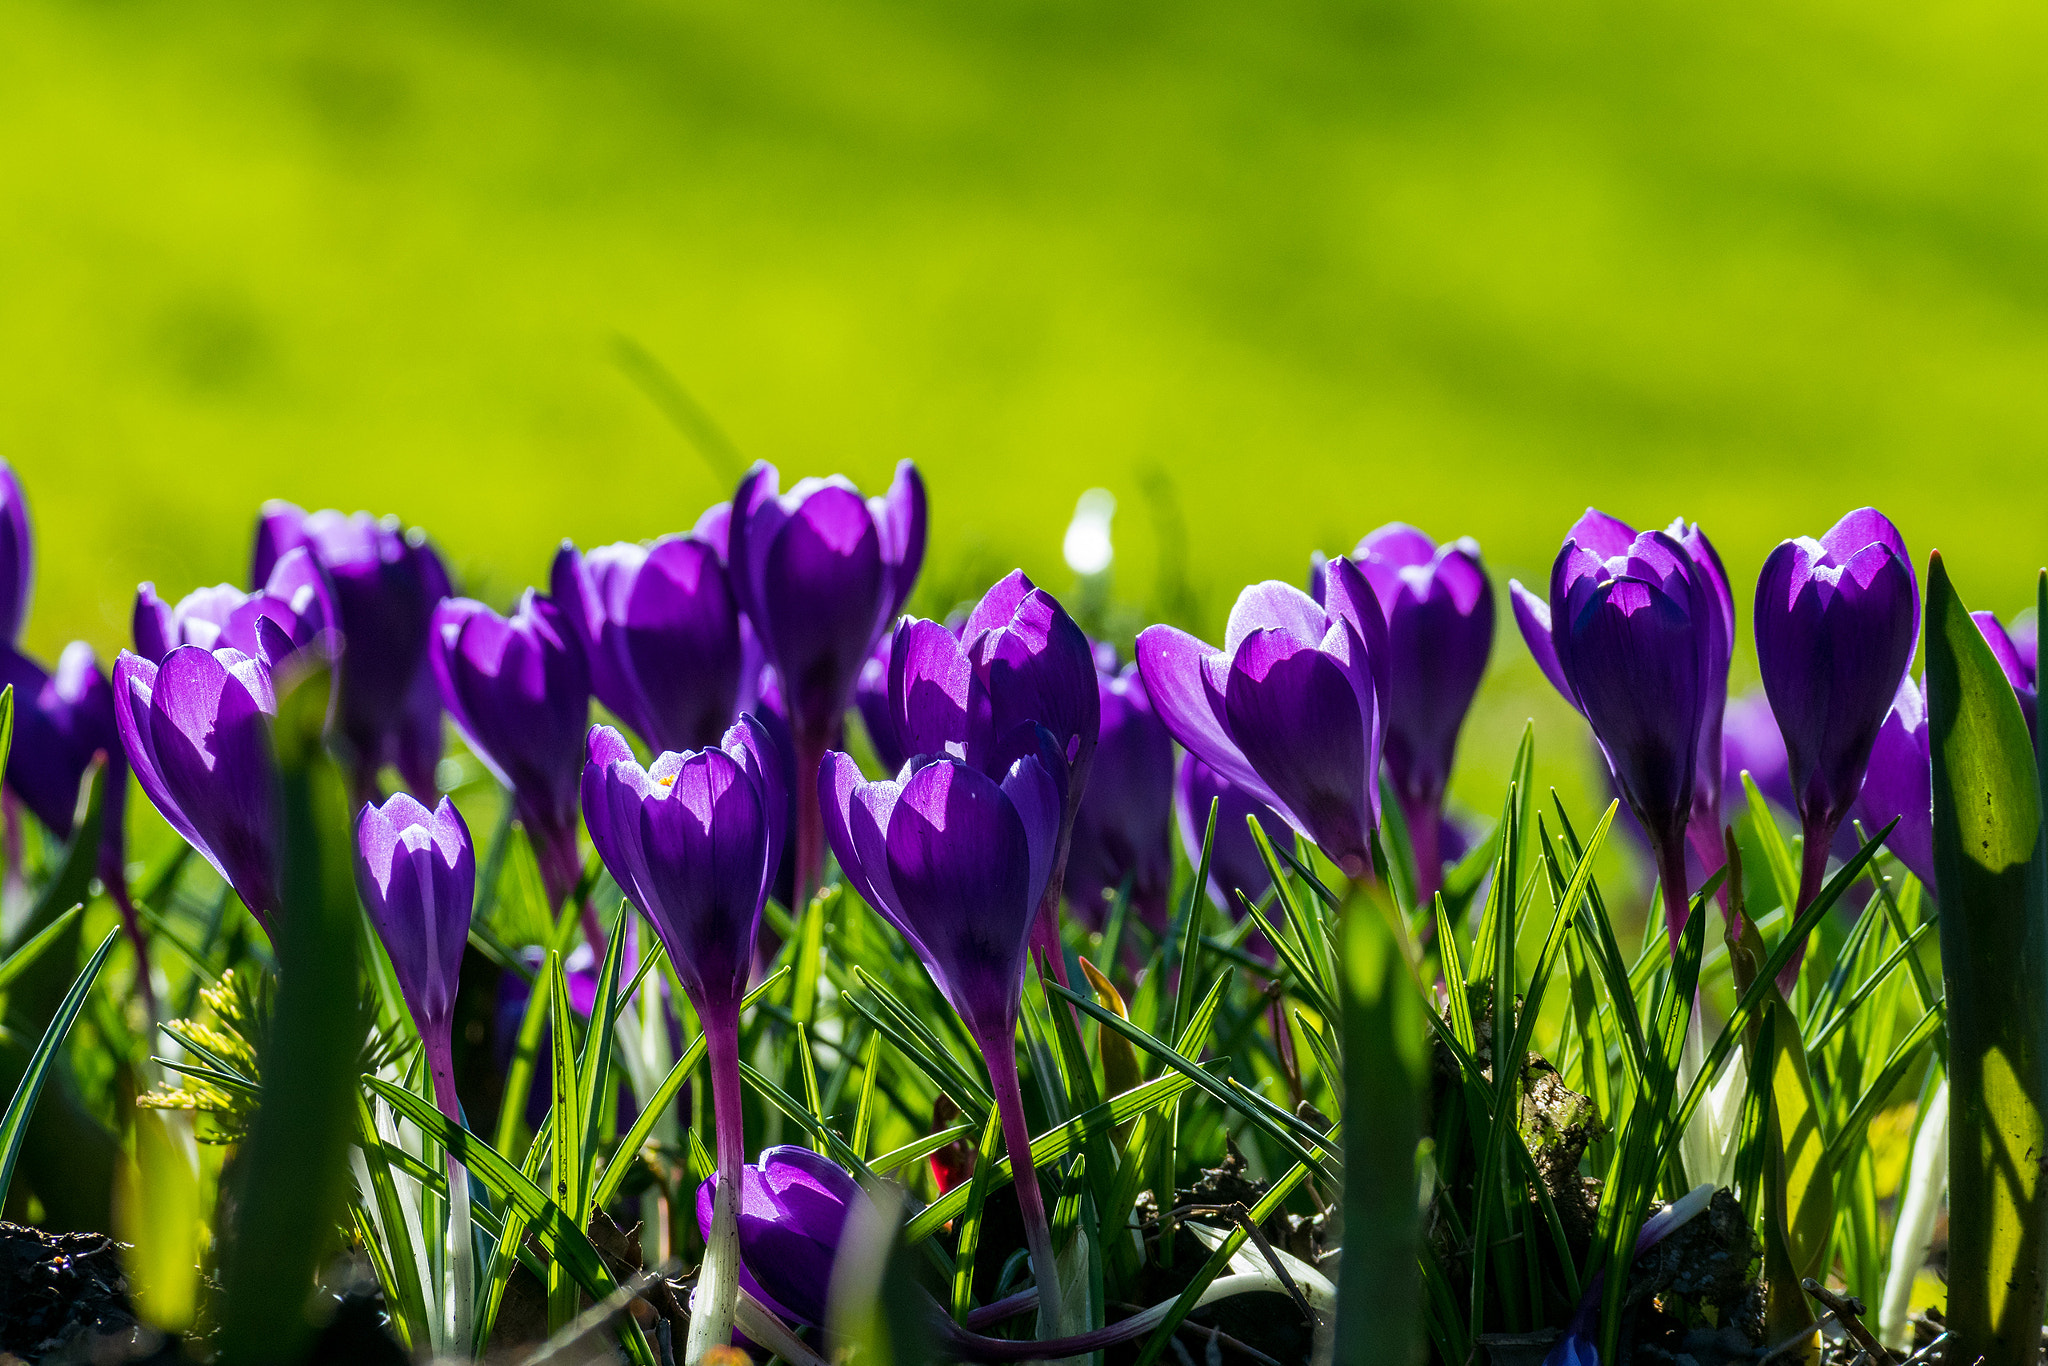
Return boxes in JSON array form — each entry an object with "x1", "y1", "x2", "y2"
[
  {"x1": 254, "y1": 503, "x2": 451, "y2": 798},
  {"x1": 431, "y1": 592, "x2": 590, "y2": 910},
  {"x1": 1176, "y1": 754, "x2": 1290, "y2": 958},
  {"x1": 2, "y1": 643, "x2": 121, "y2": 842},
  {"x1": 725, "y1": 461, "x2": 927, "y2": 904},
  {"x1": 113, "y1": 646, "x2": 285, "y2": 934},
  {"x1": 888, "y1": 571, "x2": 1099, "y2": 976},
  {"x1": 1136, "y1": 561, "x2": 1389, "y2": 880},
  {"x1": 135, "y1": 548, "x2": 333, "y2": 671},
  {"x1": 1321, "y1": 524, "x2": 1494, "y2": 901},
  {"x1": 819, "y1": 746, "x2": 1067, "y2": 1332},
  {"x1": 551, "y1": 535, "x2": 744, "y2": 755},
  {"x1": 1540, "y1": 515, "x2": 1717, "y2": 943},
  {"x1": 355, "y1": 795, "x2": 474, "y2": 1110},
  {"x1": 585, "y1": 714, "x2": 787, "y2": 1356},
  {"x1": 1064, "y1": 659, "x2": 1173, "y2": 933},
  {"x1": 1755, "y1": 509, "x2": 1918, "y2": 925},
  {"x1": 1852, "y1": 675, "x2": 1934, "y2": 889},
  {"x1": 0, "y1": 459, "x2": 31, "y2": 646},
  {"x1": 695, "y1": 1146, "x2": 864, "y2": 1329}
]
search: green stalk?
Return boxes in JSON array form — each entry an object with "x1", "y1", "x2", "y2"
[{"x1": 1928, "y1": 552, "x2": 2048, "y2": 1366}]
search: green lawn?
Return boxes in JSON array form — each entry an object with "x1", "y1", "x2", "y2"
[{"x1": 4, "y1": 0, "x2": 2045, "y2": 824}]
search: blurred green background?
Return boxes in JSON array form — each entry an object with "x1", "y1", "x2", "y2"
[{"x1": 5, "y1": 0, "x2": 2045, "y2": 823}]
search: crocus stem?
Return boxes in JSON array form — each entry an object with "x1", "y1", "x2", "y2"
[
  {"x1": 424, "y1": 1029, "x2": 475, "y2": 1358},
  {"x1": 1780, "y1": 815, "x2": 1837, "y2": 994},
  {"x1": 795, "y1": 735, "x2": 826, "y2": 915},
  {"x1": 1030, "y1": 808, "x2": 1080, "y2": 990},
  {"x1": 1402, "y1": 791, "x2": 1443, "y2": 910},
  {"x1": 687, "y1": 1004, "x2": 747, "y2": 1364},
  {"x1": 981, "y1": 1025, "x2": 1063, "y2": 1339},
  {"x1": 941, "y1": 1271, "x2": 1292, "y2": 1360},
  {"x1": 1656, "y1": 837, "x2": 1693, "y2": 954}
]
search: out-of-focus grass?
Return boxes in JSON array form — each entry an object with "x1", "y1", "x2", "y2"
[{"x1": 3, "y1": 0, "x2": 2045, "y2": 831}]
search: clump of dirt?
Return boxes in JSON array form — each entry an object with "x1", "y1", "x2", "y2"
[{"x1": 0, "y1": 1222, "x2": 141, "y2": 1360}]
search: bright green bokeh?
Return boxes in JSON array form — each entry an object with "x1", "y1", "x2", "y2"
[{"x1": 4, "y1": 0, "x2": 2045, "y2": 830}]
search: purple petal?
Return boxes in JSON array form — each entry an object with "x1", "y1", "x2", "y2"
[
  {"x1": 1510, "y1": 579, "x2": 1576, "y2": 707},
  {"x1": 1134, "y1": 624, "x2": 1286, "y2": 814}
]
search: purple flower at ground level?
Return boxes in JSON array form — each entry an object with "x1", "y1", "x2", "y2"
[
  {"x1": 1137, "y1": 562, "x2": 1390, "y2": 880},
  {"x1": 355, "y1": 794, "x2": 474, "y2": 1117},
  {"x1": 725, "y1": 460, "x2": 927, "y2": 904},
  {"x1": 551, "y1": 535, "x2": 744, "y2": 756},
  {"x1": 1318, "y1": 524, "x2": 1494, "y2": 901},
  {"x1": 431, "y1": 592, "x2": 590, "y2": 910},
  {"x1": 1064, "y1": 659, "x2": 1173, "y2": 934},
  {"x1": 254, "y1": 503, "x2": 451, "y2": 798},
  {"x1": 888, "y1": 570, "x2": 1098, "y2": 977},
  {"x1": 1852, "y1": 675, "x2": 1934, "y2": 889},
  {"x1": 695, "y1": 1146, "x2": 864, "y2": 1328},
  {"x1": 0, "y1": 460, "x2": 31, "y2": 647},
  {"x1": 1176, "y1": 755, "x2": 1289, "y2": 922},
  {"x1": 819, "y1": 746, "x2": 1068, "y2": 1330},
  {"x1": 1755, "y1": 509, "x2": 1918, "y2": 956},
  {"x1": 135, "y1": 548, "x2": 333, "y2": 672},
  {"x1": 113, "y1": 646, "x2": 285, "y2": 934},
  {"x1": 1518, "y1": 511, "x2": 1721, "y2": 944}
]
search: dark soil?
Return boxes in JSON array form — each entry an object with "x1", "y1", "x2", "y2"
[{"x1": 0, "y1": 1222, "x2": 145, "y2": 1362}]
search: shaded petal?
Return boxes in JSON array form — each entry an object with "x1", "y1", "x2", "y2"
[
  {"x1": 1222, "y1": 626, "x2": 1377, "y2": 874},
  {"x1": 1510, "y1": 579, "x2": 1576, "y2": 707},
  {"x1": 1134, "y1": 625, "x2": 1286, "y2": 814}
]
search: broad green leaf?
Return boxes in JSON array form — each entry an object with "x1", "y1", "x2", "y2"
[{"x1": 1929, "y1": 552, "x2": 2048, "y2": 1366}]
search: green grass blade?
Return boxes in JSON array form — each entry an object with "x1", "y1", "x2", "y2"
[
  {"x1": 949, "y1": 1109, "x2": 1008, "y2": 1321},
  {"x1": 0, "y1": 927, "x2": 116, "y2": 1205},
  {"x1": 574, "y1": 911, "x2": 629, "y2": 1211}
]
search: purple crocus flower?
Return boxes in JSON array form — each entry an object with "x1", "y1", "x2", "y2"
[
  {"x1": 725, "y1": 460, "x2": 927, "y2": 904},
  {"x1": 582, "y1": 715, "x2": 786, "y2": 1354},
  {"x1": 1721, "y1": 689, "x2": 1794, "y2": 814},
  {"x1": 1064, "y1": 658, "x2": 1174, "y2": 934},
  {"x1": 254, "y1": 504, "x2": 451, "y2": 799},
  {"x1": 1973, "y1": 611, "x2": 2037, "y2": 736},
  {"x1": 551, "y1": 535, "x2": 744, "y2": 755},
  {"x1": 0, "y1": 460, "x2": 31, "y2": 647},
  {"x1": 819, "y1": 745, "x2": 1068, "y2": 1335},
  {"x1": 1755, "y1": 509, "x2": 1918, "y2": 950},
  {"x1": 1318, "y1": 524, "x2": 1494, "y2": 901},
  {"x1": 113, "y1": 645, "x2": 285, "y2": 935},
  {"x1": 1136, "y1": 562, "x2": 1389, "y2": 880},
  {"x1": 134, "y1": 548, "x2": 333, "y2": 672},
  {"x1": 430, "y1": 592, "x2": 590, "y2": 913},
  {"x1": 355, "y1": 794, "x2": 474, "y2": 1120},
  {"x1": 853, "y1": 640, "x2": 906, "y2": 774},
  {"x1": 1513, "y1": 513, "x2": 1721, "y2": 944},
  {"x1": 695, "y1": 1145, "x2": 858, "y2": 1329},
  {"x1": 888, "y1": 570, "x2": 1099, "y2": 978},
  {"x1": 1851, "y1": 675, "x2": 1934, "y2": 889}
]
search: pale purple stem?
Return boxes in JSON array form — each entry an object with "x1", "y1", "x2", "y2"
[{"x1": 980, "y1": 1022, "x2": 1064, "y2": 1338}]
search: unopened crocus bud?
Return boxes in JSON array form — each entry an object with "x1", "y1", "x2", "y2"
[
  {"x1": 583, "y1": 715, "x2": 787, "y2": 1357},
  {"x1": 431, "y1": 592, "x2": 590, "y2": 911},
  {"x1": 135, "y1": 548, "x2": 333, "y2": 670},
  {"x1": 355, "y1": 795, "x2": 474, "y2": 1114},
  {"x1": 254, "y1": 504, "x2": 451, "y2": 797},
  {"x1": 113, "y1": 645, "x2": 285, "y2": 934},
  {"x1": 551, "y1": 535, "x2": 743, "y2": 755},
  {"x1": 1852, "y1": 675, "x2": 1934, "y2": 889},
  {"x1": 1755, "y1": 509, "x2": 1918, "y2": 942},
  {"x1": 1320, "y1": 524, "x2": 1494, "y2": 901},
  {"x1": 1137, "y1": 562, "x2": 1390, "y2": 881},
  {"x1": 820, "y1": 745, "x2": 1067, "y2": 1335},
  {"x1": 0, "y1": 459, "x2": 31, "y2": 647},
  {"x1": 725, "y1": 460, "x2": 927, "y2": 903},
  {"x1": 695, "y1": 1145, "x2": 863, "y2": 1329},
  {"x1": 1064, "y1": 658, "x2": 1173, "y2": 934}
]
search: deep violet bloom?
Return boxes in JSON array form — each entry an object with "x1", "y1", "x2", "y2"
[
  {"x1": 819, "y1": 746, "x2": 1068, "y2": 1334},
  {"x1": 1136, "y1": 561, "x2": 1389, "y2": 880},
  {"x1": 1064, "y1": 658, "x2": 1173, "y2": 934},
  {"x1": 135, "y1": 548, "x2": 333, "y2": 670},
  {"x1": 355, "y1": 795, "x2": 474, "y2": 1117},
  {"x1": 695, "y1": 1146, "x2": 860, "y2": 1329},
  {"x1": 1851, "y1": 675, "x2": 1935, "y2": 890},
  {"x1": 853, "y1": 640, "x2": 906, "y2": 774},
  {"x1": 551, "y1": 535, "x2": 744, "y2": 755},
  {"x1": 1176, "y1": 755, "x2": 1290, "y2": 928},
  {"x1": 1755, "y1": 509, "x2": 1918, "y2": 932},
  {"x1": 1317, "y1": 524, "x2": 1494, "y2": 900},
  {"x1": 113, "y1": 646, "x2": 285, "y2": 934},
  {"x1": 1512, "y1": 511, "x2": 1733, "y2": 877},
  {"x1": 0, "y1": 461, "x2": 29, "y2": 647},
  {"x1": 582, "y1": 715, "x2": 786, "y2": 1356},
  {"x1": 888, "y1": 570, "x2": 1099, "y2": 975},
  {"x1": 725, "y1": 460, "x2": 927, "y2": 902},
  {"x1": 1512, "y1": 513, "x2": 1721, "y2": 944},
  {"x1": 431, "y1": 592, "x2": 590, "y2": 911},
  {"x1": 254, "y1": 503, "x2": 451, "y2": 798}
]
